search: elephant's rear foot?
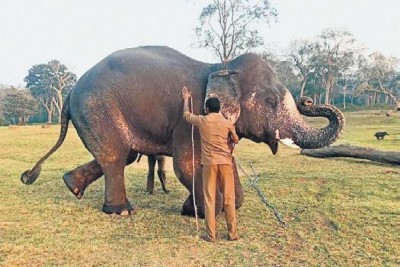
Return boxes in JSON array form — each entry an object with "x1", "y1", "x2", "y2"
[
  {"x1": 63, "y1": 171, "x2": 85, "y2": 199},
  {"x1": 103, "y1": 198, "x2": 135, "y2": 215},
  {"x1": 63, "y1": 160, "x2": 104, "y2": 199}
]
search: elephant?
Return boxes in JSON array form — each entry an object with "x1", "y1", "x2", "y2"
[
  {"x1": 137, "y1": 154, "x2": 169, "y2": 194},
  {"x1": 21, "y1": 46, "x2": 345, "y2": 216}
]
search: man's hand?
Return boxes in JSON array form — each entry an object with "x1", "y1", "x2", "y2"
[
  {"x1": 182, "y1": 86, "x2": 192, "y2": 114},
  {"x1": 182, "y1": 86, "x2": 191, "y2": 100},
  {"x1": 228, "y1": 138, "x2": 235, "y2": 153}
]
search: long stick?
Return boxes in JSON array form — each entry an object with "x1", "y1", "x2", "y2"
[{"x1": 190, "y1": 97, "x2": 199, "y2": 231}]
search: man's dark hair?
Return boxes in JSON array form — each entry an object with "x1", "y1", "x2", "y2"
[{"x1": 205, "y1": 97, "x2": 220, "y2": 113}]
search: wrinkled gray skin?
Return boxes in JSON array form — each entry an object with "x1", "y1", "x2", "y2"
[{"x1": 21, "y1": 46, "x2": 345, "y2": 216}]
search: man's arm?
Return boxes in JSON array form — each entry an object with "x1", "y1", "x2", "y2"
[
  {"x1": 181, "y1": 86, "x2": 201, "y2": 126},
  {"x1": 227, "y1": 124, "x2": 239, "y2": 154}
]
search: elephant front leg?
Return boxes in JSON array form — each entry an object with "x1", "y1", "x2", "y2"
[
  {"x1": 181, "y1": 194, "x2": 204, "y2": 218},
  {"x1": 172, "y1": 124, "x2": 223, "y2": 218},
  {"x1": 63, "y1": 159, "x2": 103, "y2": 199},
  {"x1": 176, "y1": 161, "x2": 223, "y2": 218},
  {"x1": 232, "y1": 158, "x2": 244, "y2": 209},
  {"x1": 102, "y1": 162, "x2": 134, "y2": 215},
  {"x1": 181, "y1": 188, "x2": 223, "y2": 218},
  {"x1": 180, "y1": 159, "x2": 243, "y2": 217}
]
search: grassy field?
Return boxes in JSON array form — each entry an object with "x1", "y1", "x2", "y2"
[{"x1": 0, "y1": 110, "x2": 399, "y2": 266}]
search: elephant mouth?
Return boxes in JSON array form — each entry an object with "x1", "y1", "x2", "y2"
[
  {"x1": 264, "y1": 129, "x2": 280, "y2": 155},
  {"x1": 262, "y1": 128, "x2": 300, "y2": 155},
  {"x1": 267, "y1": 129, "x2": 300, "y2": 154}
]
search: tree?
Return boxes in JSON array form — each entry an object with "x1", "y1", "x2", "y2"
[
  {"x1": 336, "y1": 71, "x2": 358, "y2": 109},
  {"x1": 195, "y1": 0, "x2": 278, "y2": 65},
  {"x1": 358, "y1": 53, "x2": 399, "y2": 108},
  {"x1": 355, "y1": 52, "x2": 400, "y2": 109},
  {"x1": 25, "y1": 60, "x2": 77, "y2": 123},
  {"x1": 313, "y1": 28, "x2": 357, "y2": 104},
  {"x1": 287, "y1": 39, "x2": 315, "y2": 99},
  {"x1": 2, "y1": 87, "x2": 37, "y2": 125},
  {"x1": 0, "y1": 86, "x2": 8, "y2": 125}
]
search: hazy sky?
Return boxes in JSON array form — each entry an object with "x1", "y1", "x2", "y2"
[{"x1": 1, "y1": 0, "x2": 399, "y2": 86}]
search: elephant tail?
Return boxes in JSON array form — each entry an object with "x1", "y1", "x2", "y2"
[{"x1": 21, "y1": 93, "x2": 71, "y2": 185}]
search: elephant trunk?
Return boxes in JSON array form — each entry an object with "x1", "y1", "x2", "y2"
[{"x1": 291, "y1": 96, "x2": 345, "y2": 149}]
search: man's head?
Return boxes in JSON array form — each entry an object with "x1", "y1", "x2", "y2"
[{"x1": 205, "y1": 97, "x2": 220, "y2": 113}]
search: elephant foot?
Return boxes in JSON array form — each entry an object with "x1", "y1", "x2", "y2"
[
  {"x1": 103, "y1": 198, "x2": 135, "y2": 215},
  {"x1": 63, "y1": 170, "x2": 87, "y2": 199},
  {"x1": 62, "y1": 160, "x2": 104, "y2": 199},
  {"x1": 181, "y1": 196, "x2": 205, "y2": 219}
]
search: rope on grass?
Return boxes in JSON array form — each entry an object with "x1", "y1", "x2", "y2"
[{"x1": 235, "y1": 158, "x2": 286, "y2": 227}]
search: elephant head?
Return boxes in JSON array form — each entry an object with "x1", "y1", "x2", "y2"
[
  {"x1": 206, "y1": 54, "x2": 345, "y2": 154},
  {"x1": 205, "y1": 70, "x2": 241, "y2": 124}
]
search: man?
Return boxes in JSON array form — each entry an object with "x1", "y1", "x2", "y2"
[{"x1": 181, "y1": 85, "x2": 239, "y2": 242}]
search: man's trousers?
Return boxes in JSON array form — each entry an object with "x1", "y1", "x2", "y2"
[{"x1": 202, "y1": 164, "x2": 237, "y2": 240}]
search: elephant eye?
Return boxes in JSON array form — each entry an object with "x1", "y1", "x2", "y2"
[{"x1": 266, "y1": 97, "x2": 277, "y2": 108}]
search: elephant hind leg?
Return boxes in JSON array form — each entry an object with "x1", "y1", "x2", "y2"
[
  {"x1": 63, "y1": 150, "x2": 139, "y2": 199},
  {"x1": 102, "y1": 161, "x2": 134, "y2": 215},
  {"x1": 63, "y1": 159, "x2": 103, "y2": 199}
]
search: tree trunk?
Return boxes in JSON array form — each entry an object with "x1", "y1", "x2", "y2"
[
  {"x1": 40, "y1": 99, "x2": 53, "y2": 124},
  {"x1": 299, "y1": 77, "x2": 307, "y2": 98},
  {"x1": 301, "y1": 145, "x2": 400, "y2": 165},
  {"x1": 343, "y1": 86, "x2": 346, "y2": 110},
  {"x1": 56, "y1": 91, "x2": 63, "y2": 123},
  {"x1": 324, "y1": 75, "x2": 335, "y2": 105},
  {"x1": 47, "y1": 111, "x2": 52, "y2": 124},
  {"x1": 324, "y1": 87, "x2": 330, "y2": 104}
]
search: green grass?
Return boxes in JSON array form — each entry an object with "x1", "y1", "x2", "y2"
[{"x1": 0, "y1": 111, "x2": 399, "y2": 266}]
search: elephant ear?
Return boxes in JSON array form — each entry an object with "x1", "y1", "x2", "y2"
[{"x1": 205, "y1": 70, "x2": 241, "y2": 123}]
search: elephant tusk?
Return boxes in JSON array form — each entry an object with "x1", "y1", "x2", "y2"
[
  {"x1": 275, "y1": 129, "x2": 300, "y2": 149},
  {"x1": 279, "y1": 138, "x2": 300, "y2": 149},
  {"x1": 275, "y1": 129, "x2": 280, "y2": 140}
]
